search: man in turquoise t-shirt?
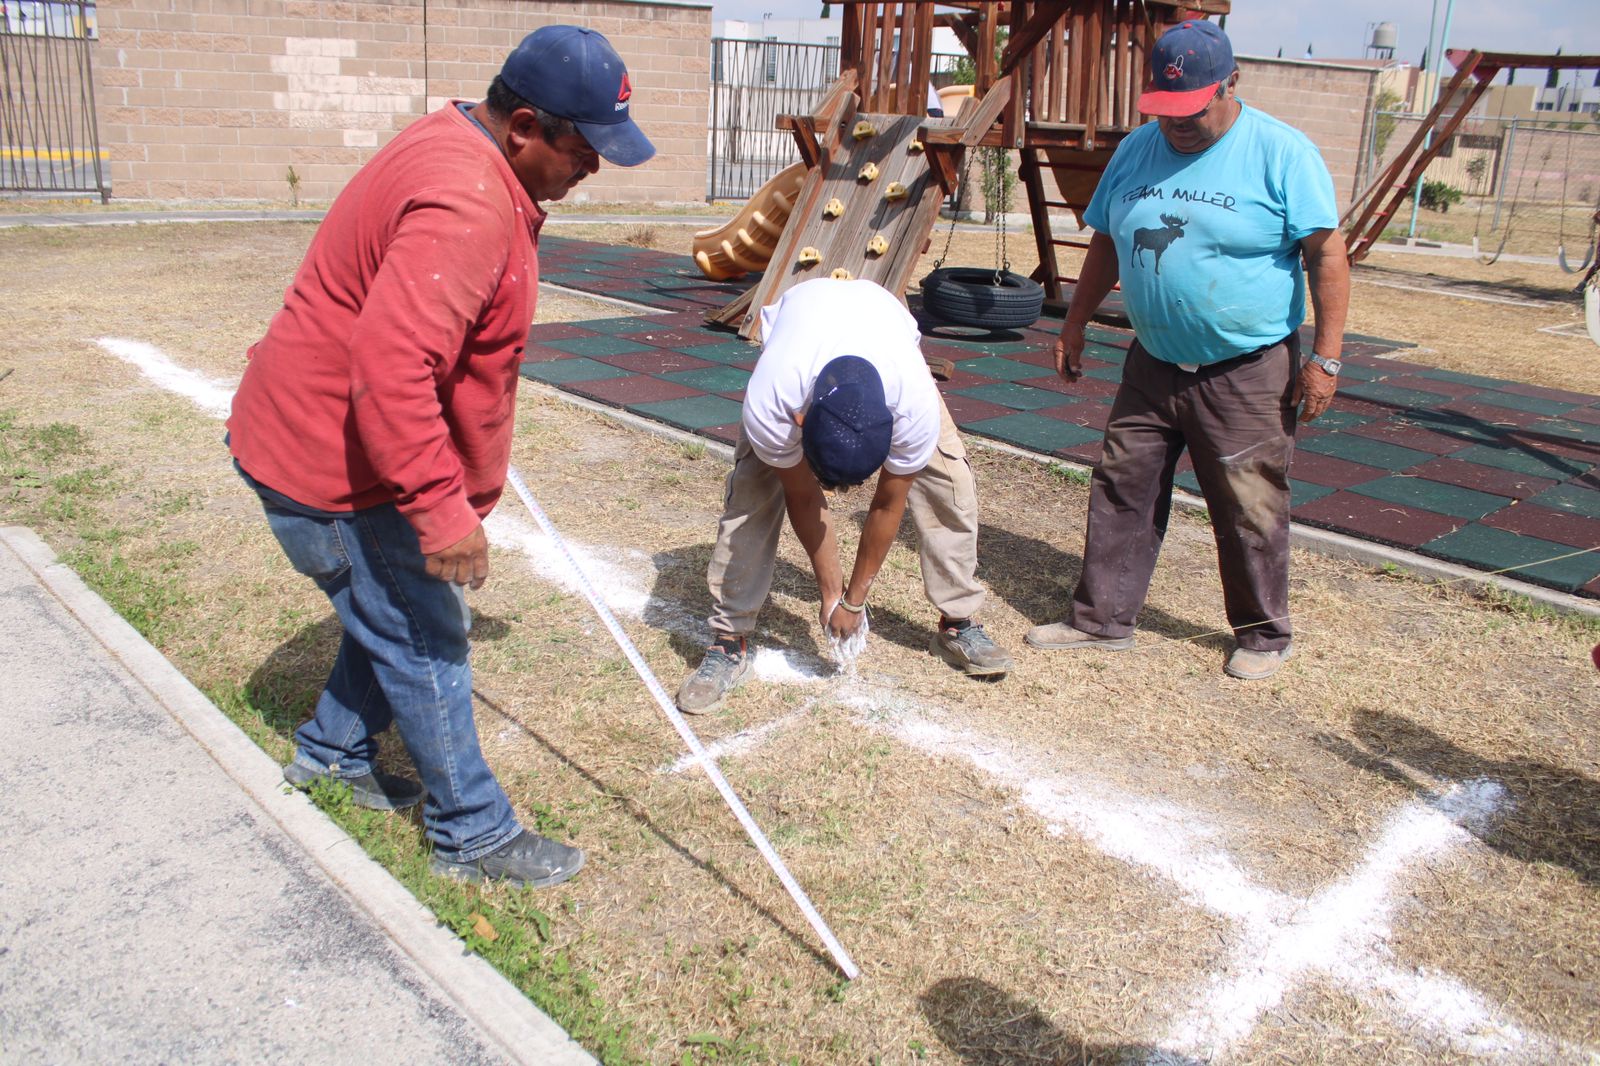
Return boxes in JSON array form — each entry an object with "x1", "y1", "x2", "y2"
[{"x1": 1026, "y1": 18, "x2": 1350, "y2": 681}]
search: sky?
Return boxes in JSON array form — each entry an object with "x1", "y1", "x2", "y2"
[{"x1": 709, "y1": 0, "x2": 1599, "y2": 73}]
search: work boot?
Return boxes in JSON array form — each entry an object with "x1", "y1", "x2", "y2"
[
  {"x1": 283, "y1": 760, "x2": 423, "y2": 811},
  {"x1": 929, "y1": 620, "x2": 1012, "y2": 677},
  {"x1": 430, "y1": 830, "x2": 585, "y2": 889},
  {"x1": 1023, "y1": 621, "x2": 1134, "y2": 651},
  {"x1": 1224, "y1": 642, "x2": 1293, "y2": 681},
  {"x1": 676, "y1": 636, "x2": 753, "y2": 714}
]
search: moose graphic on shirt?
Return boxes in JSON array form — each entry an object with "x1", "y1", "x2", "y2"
[{"x1": 1131, "y1": 213, "x2": 1187, "y2": 274}]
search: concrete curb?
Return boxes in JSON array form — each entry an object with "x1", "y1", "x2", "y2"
[{"x1": 0, "y1": 525, "x2": 597, "y2": 1066}]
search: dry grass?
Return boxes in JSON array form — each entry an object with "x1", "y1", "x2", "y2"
[{"x1": 1, "y1": 221, "x2": 1597, "y2": 1064}]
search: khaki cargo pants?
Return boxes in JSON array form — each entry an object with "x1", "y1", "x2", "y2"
[{"x1": 705, "y1": 398, "x2": 986, "y2": 637}]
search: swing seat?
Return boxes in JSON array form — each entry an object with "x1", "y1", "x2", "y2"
[
  {"x1": 1558, "y1": 241, "x2": 1596, "y2": 275},
  {"x1": 919, "y1": 267, "x2": 1044, "y2": 330}
]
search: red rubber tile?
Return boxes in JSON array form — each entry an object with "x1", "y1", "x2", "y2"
[
  {"x1": 565, "y1": 375, "x2": 702, "y2": 407},
  {"x1": 1042, "y1": 400, "x2": 1111, "y2": 431},
  {"x1": 521, "y1": 343, "x2": 580, "y2": 364},
  {"x1": 1343, "y1": 420, "x2": 1471, "y2": 455},
  {"x1": 1583, "y1": 575, "x2": 1600, "y2": 598},
  {"x1": 1496, "y1": 381, "x2": 1598, "y2": 405},
  {"x1": 1059, "y1": 375, "x2": 1122, "y2": 401},
  {"x1": 1292, "y1": 491, "x2": 1464, "y2": 548},
  {"x1": 1286, "y1": 449, "x2": 1389, "y2": 488},
  {"x1": 1329, "y1": 396, "x2": 1397, "y2": 420},
  {"x1": 627, "y1": 329, "x2": 731, "y2": 350},
  {"x1": 594, "y1": 350, "x2": 717, "y2": 375},
  {"x1": 941, "y1": 392, "x2": 1017, "y2": 424},
  {"x1": 1057, "y1": 439, "x2": 1105, "y2": 465},
  {"x1": 1404, "y1": 458, "x2": 1556, "y2": 500},
  {"x1": 1016, "y1": 373, "x2": 1078, "y2": 395},
  {"x1": 1479, "y1": 504, "x2": 1600, "y2": 550},
  {"x1": 702, "y1": 422, "x2": 742, "y2": 445},
  {"x1": 526, "y1": 322, "x2": 600, "y2": 342},
  {"x1": 1562, "y1": 406, "x2": 1600, "y2": 426},
  {"x1": 942, "y1": 369, "x2": 995, "y2": 390},
  {"x1": 1436, "y1": 400, "x2": 1539, "y2": 427}
]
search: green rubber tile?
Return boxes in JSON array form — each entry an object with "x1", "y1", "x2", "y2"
[
  {"x1": 1343, "y1": 331, "x2": 1416, "y2": 349},
  {"x1": 1331, "y1": 361, "x2": 1392, "y2": 382},
  {"x1": 566, "y1": 317, "x2": 661, "y2": 335},
  {"x1": 541, "y1": 334, "x2": 660, "y2": 358},
  {"x1": 1448, "y1": 443, "x2": 1592, "y2": 481},
  {"x1": 1175, "y1": 470, "x2": 1201, "y2": 495},
  {"x1": 1523, "y1": 419, "x2": 1599, "y2": 444},
  {"x1": 520, "y1": 357, "x2": 636, "y2": 385},
  {"x1": 678, "y1": 340, "x2": 763, "y2": 365},
  {"x1": 955, "y1": 356, "x2": 1049, "y2": 382},
  {"x1": 1081, "y1": 364, "x2": 1126, "y2": 382},
  {"x1": 1413, "y1": 367, "x2": 1513, "y2": 389},
  {"x1": 1347, "y1": 476, "x2": 1511, "y2": 520},
  {"x1": 934, "y1": 338, "x2": 1038, "y2": 356},
  {"x1": 956, "y1": 381, "x2": 1079, "y2": 411},
  {"x1": 1296, "y1": 433, "x2": 1435, "y2": 471},
  {"x1": 1528, "y1": 484, "x2": 1600, "y2": 519},
  {"x1": 1311, "y1": 410, "x2": 1373, "y2": 431},
  {"x1": 1085, "y1": 327, "x2": 1130, "y2": 346},
  {"x1": 611, "y1": 290, "x2": 676, "y2": 306},
  {"x1": 1083, "y1": 343, "x2": 1126, "y2": 362},
  {"x1": 965, "y1": 413, "x2": 1103, "y2": 453},
  {"x1": 629, "y1": 394, "x2": 746, "y2": 431},
  {"x1": 1289, "y1": 479, "x2": 1337, "y2": 507},
  {"x1": 1462, "y1": 390, "x2": 1577, "y2": 417},
  {"x1": 1338, "y1": 380, "x2": 1454, "y2": 409},
  {"x1": 1401, "y1": 410, "x2": 1509, "y2": 445},
  {"x1": 660, "y1": 365, "x2": 752, "y2": 393},
  {"x1": 1421, "y1": 525, "x2": 1600, "y2": 592}
]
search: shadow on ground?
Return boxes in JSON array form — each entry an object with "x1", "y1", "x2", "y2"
[
  {"x1": 1318, "y1": 707, "x2": 1600, "y2": 885},
  {"x1": 920, "y1": 976, "x2": 1201, "y2": 1065}
]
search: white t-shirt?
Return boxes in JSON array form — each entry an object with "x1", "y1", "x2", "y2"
[{"x1": 744, "y1": 278, "x2": 940, "y2": 475}]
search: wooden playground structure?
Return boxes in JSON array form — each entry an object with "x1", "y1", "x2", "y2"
[{"x1": 702, "y1": 0, "x2": 1230, "y2": 339}]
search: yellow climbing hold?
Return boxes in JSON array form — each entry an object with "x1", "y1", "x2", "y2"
[
  {"x1": 866, "y1": 234, "x2": 889, "y2": 257},
  {"x1": 830, "y1": 268, "x2": 854, "y2": 280},
  {"x1": 908, "y1": 140, "x2": 924, "y2": 153},
  {"x1": 884, "y1": 181, "x2": 909, "y2": 202},
  {"x1": 822, "y1": 197, "x2": 845, "y2": 219},
  {"x1": 851, "y1": 120, "x2": 878, "y2": 141},
  {"x1": 797, "y1": 246, "x2": 822, "y2": 266},
  {"x1": 858, "y1": 161, "x2": 880, "y2": 182}
]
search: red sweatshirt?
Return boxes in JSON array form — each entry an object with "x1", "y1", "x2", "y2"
[{"x1": 228, "y1": 103, "x2": 544, "y2": 554}]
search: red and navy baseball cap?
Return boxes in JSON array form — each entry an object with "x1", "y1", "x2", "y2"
[
  {"x1": 1138, "y1": 19, "x2": 1236, "y2": 117},
  {"x1": 500, "y1": 25, "x2": 655, "y2": 167}
]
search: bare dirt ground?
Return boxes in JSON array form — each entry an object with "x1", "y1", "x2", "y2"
[{"x1": 1, "y1": 220, "x2": 1597, "y2": 1064}]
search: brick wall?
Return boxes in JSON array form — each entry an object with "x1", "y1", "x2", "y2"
[
  {"x1": 93, "y1": 0, "x2": 709, "y2": 203},
  {"x1": 1237, "y1": 56, "x2": 1380, "y2": 211}
]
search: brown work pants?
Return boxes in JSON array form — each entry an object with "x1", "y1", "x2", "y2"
[
  {"x1": 1069, "y1": 336, "x2": 1298, "y2": 651},
  {"x1": 706, "y1": 399, "x2": 986, "y2": 637}
]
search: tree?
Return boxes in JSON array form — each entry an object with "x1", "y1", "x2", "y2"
[{"x1": 1372, "y1": 88, "x2": 1403, "y2": 159}]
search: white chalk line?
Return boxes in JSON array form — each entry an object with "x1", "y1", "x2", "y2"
[
  {"x1": 100, "y1": 335, "x2": 1594, "y2": 1063},
  {"x1": 1349, "y1": 276, "x2": 1552, "y2": 308}
]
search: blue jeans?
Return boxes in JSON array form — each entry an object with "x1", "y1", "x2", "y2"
[{"x1": 250, "y1": 484, "x2": 520, "y2": 861}]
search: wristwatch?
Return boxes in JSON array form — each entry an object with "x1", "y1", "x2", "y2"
[{"x1": 1307, "y1": 352, "x2": 1342, "y2": 376}]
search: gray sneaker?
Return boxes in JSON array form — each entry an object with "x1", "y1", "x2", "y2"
[
  {"x1": 431, "y1": 830, "x2": 585, "y2": 889},
  {"x1": 676, "y1": 641, "x2": 753, "y2": 713},
  {"x1": 930, "y1": 623, "x2": 1012, "y2": 677},
  {"x1": 1023, "y1": 621, "x2": 1134, "y2": 651},
  {"x1": 1224, "y1": 642, "x2": 1293, "y2": 680},
  {"x1": 283, "y1": 761, "x2": 423, "y2": 811}
]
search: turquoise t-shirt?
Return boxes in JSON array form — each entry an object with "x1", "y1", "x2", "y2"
[{"x1": 1083, "y1": 103, "x2": 1338, "y2": 366}]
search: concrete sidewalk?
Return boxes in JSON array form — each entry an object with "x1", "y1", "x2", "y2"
[{"x1": 0, "y1": 526, "x2": 594, "y2": 1065}]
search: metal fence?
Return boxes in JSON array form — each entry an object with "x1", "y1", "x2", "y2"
[
  {"x1": 1363, "y1": 110, "x2": 1600, "y2": 261},
  {"x1": 1, "y1": 0, "x2": 107, "y2": 200},
  {"x1": 707, "y1": 37, "x2": 966, "y2": 202}
]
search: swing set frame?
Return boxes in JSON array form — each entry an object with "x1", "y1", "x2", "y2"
[{"x1": 1342, "y1": 49, "x2": 1600, "y2": 267}]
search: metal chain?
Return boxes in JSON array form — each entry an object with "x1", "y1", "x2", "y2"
[
  {"x1": 987, "y1": 148, "x2": 1010, "y2": 283},
  {"x1": 933, "y1": 147, "x2": 979, "y2": 271}
]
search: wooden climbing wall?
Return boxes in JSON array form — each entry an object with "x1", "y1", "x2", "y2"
[{"x1": 728, "y1": 106, "x2": 945, "y2": 342}]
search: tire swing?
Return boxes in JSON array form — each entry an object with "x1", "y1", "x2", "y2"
[{"x1": 920, "y1": 146, "x2": 1044, "y2": 332}]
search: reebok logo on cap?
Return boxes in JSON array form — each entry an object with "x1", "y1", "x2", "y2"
[
  {"x1": 615, "y1": 72, "x2": 632, "y2": 111},
  {"x1": 499, "y1": 25, "x2": 655, "y2": 167}
]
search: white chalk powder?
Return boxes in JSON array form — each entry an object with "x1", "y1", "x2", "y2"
[{"x1": 95, "y1": 337, "x2": 236, "y2": 420}]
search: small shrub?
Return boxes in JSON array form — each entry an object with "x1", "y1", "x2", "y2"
[{"x1": 1420, "y1": 180, "x2": 1464, "y2": 213}]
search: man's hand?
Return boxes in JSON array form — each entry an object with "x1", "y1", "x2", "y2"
[
  {"x1": 1293, "y1": 360, "x2": 1338, "y2": 423},
  {"x1": 425, "y1": 524, "x2": 489, "y2": 588},
  {"x1": 1055, "y1": 321, "x2": 1087, "y2": 383},
  {"x1": 823, "y1": 601, "x2": 868, "y2": 640}
]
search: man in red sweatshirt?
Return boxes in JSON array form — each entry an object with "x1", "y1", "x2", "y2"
[{"x1": 228, "y1": 26, "x2": 653, "y2": 889}]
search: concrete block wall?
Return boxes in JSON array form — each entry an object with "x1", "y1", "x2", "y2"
[
  {"x1": 93, "y1": 0, "x2": 709, "y2": 203},
  {"x1": 1238, "y1": 56, "x2": 1380, "y2": 211}
]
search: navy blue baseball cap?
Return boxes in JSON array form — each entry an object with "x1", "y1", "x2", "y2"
[
  {"x1": 1139, "y1": 19, "x2": 1235, "y2": 117},
  {"x1": 500, "y1": 25, "x2": 655, "y2": 167},
  {"x1": 801, "y1": 356, "x2": 894, "y2": 489}
]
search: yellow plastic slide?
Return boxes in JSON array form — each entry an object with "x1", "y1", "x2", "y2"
[{"x1": 692, "y1": 162, "x2": 807, "y2": 281}]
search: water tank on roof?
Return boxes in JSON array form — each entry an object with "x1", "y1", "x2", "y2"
[{"x1": 1371, "y1": 22, "x2": 1398, "y2": 51}]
